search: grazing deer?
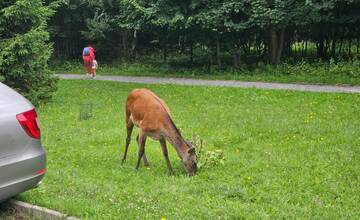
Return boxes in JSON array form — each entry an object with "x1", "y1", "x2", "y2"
[{"x1": 122, "y1": 88, "x2": 197, "y2": 176}]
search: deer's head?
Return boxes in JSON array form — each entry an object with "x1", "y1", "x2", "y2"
[{"x1": 183, "y1": 141, "x2": 197, "y2": 176}]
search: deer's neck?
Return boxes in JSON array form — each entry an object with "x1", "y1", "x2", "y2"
[
  {"x1": 168, "y1": 134, "x2": 188, "y2": 160},
  {"x1": 163, "y1": 120, "x2": 189, "y2": 161}
]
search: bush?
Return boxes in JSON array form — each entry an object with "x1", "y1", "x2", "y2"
[{"x1": 0, "y1": 0, "x2": 58, "y2": 105}]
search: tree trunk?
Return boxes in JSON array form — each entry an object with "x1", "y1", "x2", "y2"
[
  {"x1": 331, "y1": 39, "x2": 336, "y2": 58},
  {"x1": 316, "y1": 25, "x2": 326, "y2": 59},
  {"x1": 233, "y1": 50, "x2": 241, "y2": 69},
  {"x1": 258, "y1": 42, "x2": 263, "y2": 58},
  {"x1": 189, "y1": 36, "x2": 193, "y2": 64},
  {"x1": 348, "y1": 39, "x2": 352, "y2": 58},
  {"x1": 275, "y1": 29, "x2": 284, "y2": 64},
  {"x1": 325, "y1": 38, "x2": 330, "y2": 57},
  {"x1": 163, "y1": 42, "x2": 167, "y2": 63},
  {"x1": 301, "y1": 41, "x2": 305, "y2": 57},
  {"x1": 339, "y1": 39, "x2": 343, "y2": 56},
  {"x1": 161, "y1": 33, "x2": 167, "y2": 62},
  {"x1": 255, "y1": 34, "x2": 261, "y2": 58},
  {"x1": 339, "y1": 28, "x2": 344, "y2": 57},
  {"x1": 207, "y1": 51, "x2": 213, "y2": 73},
  {"x1": 269, "y1": 29, "x2": 277, "y2": 64},
  {"x1": 317, "y1": 39, "x2": 324, "y2": 58},
  {"x1": 268, "y1": 28, "x2": 284, "y2": 65},
  {"x1": 121, "y1": 29, "x2": 129, "y2": 58},
  {"x1": 130, "y1": 30, "x2": 137, "y2": 59},
  {"x1": 216, "y1": 35, "x2": 221, "y2": 67},
  {"x1": 330, "y1": 27, "x2": 337, "y2": 58},
  {"x1": 233, "y1": 54, "x2": 238, "y2": 68},
  {"x1": 207, "y1": 45, "x2": 213, "y2": 73},
  {"x1": 181, "y1": 35, "x2": 186, "y2": 54}
]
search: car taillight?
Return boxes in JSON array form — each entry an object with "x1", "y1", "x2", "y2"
[
  {"x1": 36, "y1": 168, "x2": 46, "y2": 175},
  {"x1": 16, "y1": 109, "x2": 40, "y2": 139}
]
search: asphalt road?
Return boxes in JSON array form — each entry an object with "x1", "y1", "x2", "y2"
[{"x1": 58, "y1": 74, "x2": 360, "y2": 93}]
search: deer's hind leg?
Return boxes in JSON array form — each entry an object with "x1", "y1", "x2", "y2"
[
  {"x1": 135, "y1": 130, "x2": 147, "y2": 170},
  {"x1": 136, "y1": 134, "x2": 149, "y2": 166},
  {"x1": 122, "y1": 117, "x2": 134, "y2": 163}
]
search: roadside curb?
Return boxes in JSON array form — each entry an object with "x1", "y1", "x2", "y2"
[{"x1": 9, "y1": 199, "x2": 79, "y2": 220}]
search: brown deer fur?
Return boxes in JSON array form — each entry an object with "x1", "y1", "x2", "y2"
[{"x1": 122, "y1": 88, "x2": 197, "y2": 176}]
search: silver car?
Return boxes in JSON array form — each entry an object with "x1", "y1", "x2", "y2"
[{"x1": 0, "y1": 82, "x2": 46, "y2": 202}]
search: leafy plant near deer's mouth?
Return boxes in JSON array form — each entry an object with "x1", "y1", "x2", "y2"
[{"x1": 192, "y1": 135, "x2": 225, "y2": 169}]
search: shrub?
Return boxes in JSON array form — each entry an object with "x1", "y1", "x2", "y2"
[{"x1": 0, "y1": 0, "x2": 58, "y2": 105}]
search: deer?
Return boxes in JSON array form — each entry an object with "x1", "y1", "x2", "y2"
[{"x1": 122, "y1": 88, "x2": 197, "y2": 176}]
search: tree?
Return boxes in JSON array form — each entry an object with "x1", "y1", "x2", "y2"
[
  {"x1": 48, "y1": 0, "x2": 360, "y2": 66},
  {"x1": 0, "y1": 0, "x2": 58, "y2": 105}
]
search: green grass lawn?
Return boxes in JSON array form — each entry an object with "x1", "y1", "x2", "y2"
[{"x1": 21, "y1": 80, "x2": 360, "y2": 219}]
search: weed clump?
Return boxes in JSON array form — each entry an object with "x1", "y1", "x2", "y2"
[{"x1": 192, "y1": 135, "x2": 225, "y2": 169}]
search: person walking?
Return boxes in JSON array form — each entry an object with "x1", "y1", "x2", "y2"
[{"x1": 82, "y1": 44, "x2": 95, "y2": 79}]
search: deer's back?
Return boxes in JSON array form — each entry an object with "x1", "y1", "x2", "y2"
[{"x1": 126, "y1": 89, "x2": 171, "y2": 131}]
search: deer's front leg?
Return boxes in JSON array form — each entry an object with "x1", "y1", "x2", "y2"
[
  {"x1": 135, "y1": 131, "x2": 147, "y2": 170},
  {"x1": 160, "y1": 138, "x2": 174, "y2": 176}
]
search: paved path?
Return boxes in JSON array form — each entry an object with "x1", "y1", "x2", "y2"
[{"x1": 58, "y1": 74, "x2": 360, "y2": 93}]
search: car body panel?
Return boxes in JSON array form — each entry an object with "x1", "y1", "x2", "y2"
[{"x1": 0, "y1": 82, "x2": 46, "y2": 202}]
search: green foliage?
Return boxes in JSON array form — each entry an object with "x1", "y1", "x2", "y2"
[
  {"x1": 81, "y1": 11, "x2": 112, "y2": 40},
  {"x1": 49, "y1": 0, "x2": 360, "y2": 64},
  {"x1": 0, "y1": 0, "x2": 58, "y2": 105}
]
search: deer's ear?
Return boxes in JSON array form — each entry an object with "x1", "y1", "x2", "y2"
[{"x1": 188, "y1": 147, "x2": 195, "y2": 155}]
